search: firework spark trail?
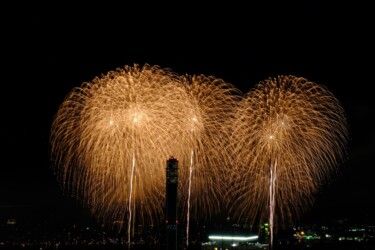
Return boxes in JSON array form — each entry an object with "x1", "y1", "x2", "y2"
[
  {"x1": 269, "y1": 159, "x2": 277, "y2": 249},
  {"x1": 50, "y1": 64, "x2": 198, "y2": 243},
  {"x1": 127, "y1": 150, "x2": 135, "y2": 249},
  {"x1": 229, "y1": 75, "x2": 348, "y2": 247},
  {"x1": 186, "y1": 149, "x2": 194, "y2": 247},
  {"x1": 179, "y1": 75, "x2": 242, "y2": 247}
]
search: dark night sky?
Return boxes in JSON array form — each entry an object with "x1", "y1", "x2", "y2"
[{"x1": 1, "y1": 2, "x2": 374, "y2": 226}]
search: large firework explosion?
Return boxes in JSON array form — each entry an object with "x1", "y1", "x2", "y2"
[
  {"x1": 50, "y1": 64, "x2": 198, "y2": 244},
  {"x1": 50, "y1": 64, "x2": 242, "y2": 247},
  {"x1": 229, "y1": 75, "x2": 348, "y2": 246},
  {"x1": 178, "y1": 74, "x2": 242, "y2": 245}
]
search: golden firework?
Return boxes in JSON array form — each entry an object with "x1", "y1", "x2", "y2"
[
  {"x1": 229, "y1": 75, "x2": 348, "y2": 230},
  {"x1": 178, "y1": 74, "x2": 242, "y2": 245},
  {"x1": 50, "y1": 64, "x2": 243, "y2": 248},
  {"x1": 50, "y1": 64, "x2": 196, "y2": 231},
  {"x1": 178, "y1": 74, "x2": 242, "y2": 219}
]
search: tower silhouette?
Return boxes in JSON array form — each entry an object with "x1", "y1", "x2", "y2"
[{"x1": 166, "y1": 156, "x2": 178, "y2": 250}]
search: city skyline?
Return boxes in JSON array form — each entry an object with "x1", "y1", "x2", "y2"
[{"x1": 1, "y1": 2, "x2": 374, "y2": 229}]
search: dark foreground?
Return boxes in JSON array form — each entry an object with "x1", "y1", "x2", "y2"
[{"x1": 1, "y1": 241, "x2": 375, "y2": 250}]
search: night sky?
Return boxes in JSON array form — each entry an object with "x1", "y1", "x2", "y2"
[{"x1": 1, "y1": 2, "x2": 374, "y2": 226}]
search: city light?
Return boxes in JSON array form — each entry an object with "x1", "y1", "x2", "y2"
[{"x1": 208, "y1": 235, "x2": 259, "y2": 241}]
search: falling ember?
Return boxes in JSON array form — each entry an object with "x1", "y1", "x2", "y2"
[
  {"x1": 127, "y1": 150, "x2": 135, "y2": 248},
  {"x1": 229, "y1": 75, "x2": 348, "y2": 248},
  {"x1": 186, "y1": 149, "x2": 194, "y2": 247},
  {"x1": 269, "y1": 159, "x2": 277, "y2": 249}
]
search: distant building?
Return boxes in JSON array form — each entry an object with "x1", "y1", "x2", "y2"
[
  {"x1": 202, "y1": 234, "x2": 266, "y2": 250},
  {"x1": 6, "y1": 218, "x2": 16, "y2": 225}
]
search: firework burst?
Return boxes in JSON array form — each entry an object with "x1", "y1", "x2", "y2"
[
  {"x1": 229, "y1": 75, "x2": 348, "y2": 244},
  {"x1": 178, "y1": 74, "x2": 242, "y2": 245},
  {"x1": 50, "y1": 64, "x2": 197, "y2": 242}
]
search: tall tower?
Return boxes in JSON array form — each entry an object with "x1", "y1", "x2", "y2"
[{"x1": 166, "y1": 156, "x2": 178, "y2": 250}]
